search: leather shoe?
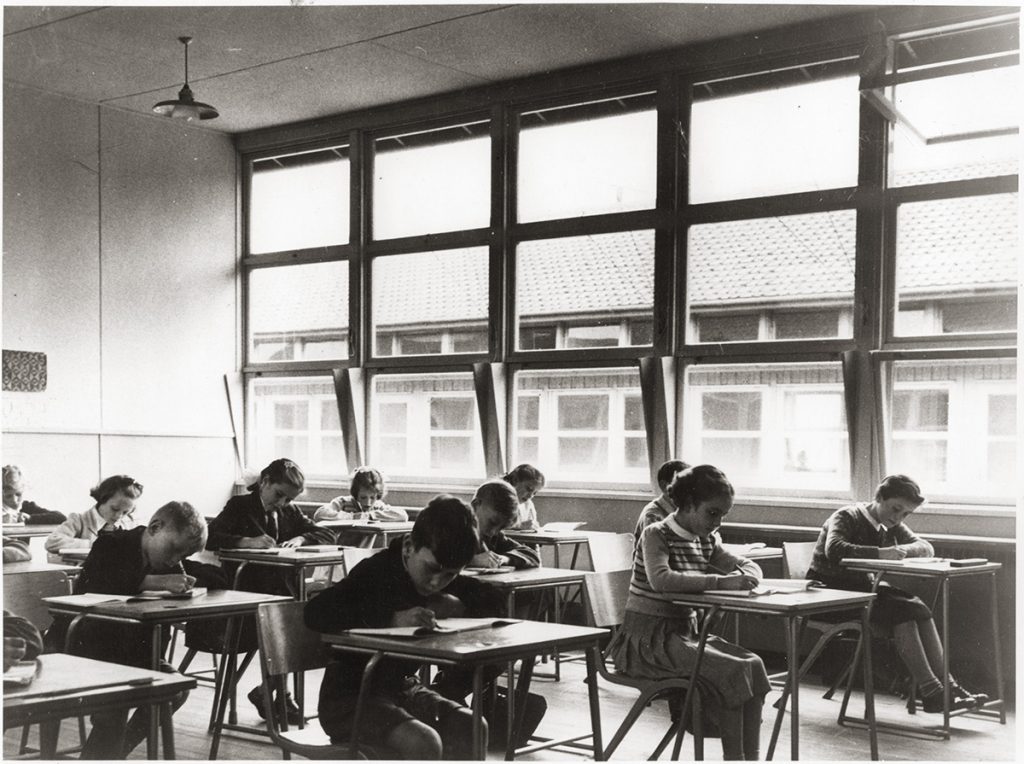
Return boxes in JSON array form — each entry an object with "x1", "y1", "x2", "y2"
[
  {"x1": 920, "y1": 689, "x2": 974, "y2": 714},
  {"x1": 950, "y1": 679, "x2": 989, "y2": 707},
  {"x1": 247, "y1": 686, "x2": 269, "y2": 720},
  {"x1": 248, "y1": 686, "x2": 303, "y2": 726}
]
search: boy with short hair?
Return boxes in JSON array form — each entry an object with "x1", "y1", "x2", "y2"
[
  {"x1": 632, "y1": 459, "x2": 690, "y2": 549},
  {"x1": 305, "y1": 495, "x2": 504, "y2": 759},
  {"x1": 469, "y1": 478, "x2": 540, "y2": 570},
  {"x1": 47, "y1": 501, "x2": 211, "y2": 759}
]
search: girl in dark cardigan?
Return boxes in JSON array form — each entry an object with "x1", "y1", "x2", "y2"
[{"x1": 807, "y1": 474, "x2": 988, "y2": 713}]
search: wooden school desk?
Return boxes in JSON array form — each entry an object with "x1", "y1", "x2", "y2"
[
  {"x1": 839, "y1": 558, "x2": 1005, "y2": 738},
  {"x1": 322, "y1": 619, "x2": 608, "y2": 760},
  {"x1": 670, "y1": 587, "x2": 879, "y2": 761},
  {"x1": 43, "y1": 588, "x2": 292, "y2": 759},
  {"x1": 2, "y1": 560, "x2": 79, "y2": 578},
  {"x1": 504, "y1": 529, "x2": 589, "y2": 569},
  {"x1": 1, "y1": 524, "x2": 60, "y2": 539},
  {"x1": 217, "y1": 546, "x2": 348, "y2": 600},
  {"x1": 317, "y1": 519, "x2": 414, "y2": 546},
  {"x1": 3, "y1": 653, "x2": 196, "y2": 760}
]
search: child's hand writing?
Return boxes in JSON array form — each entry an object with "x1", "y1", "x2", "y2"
[
  {"x1": 143, "y1": 573, "x2": 196, "y2": 593},
  {"x1": 878, "y1": 546, "x2": 907, "y2": 560},
  {"x1": 3, "y1": 637, "x2": 27, "y2": 671},
  {"x1": 717, "y1": 573, "x2": 760, "y2": 591},
  {"x1": 392, "y1": 607, "x2": 437, "y2": 629},
  {"x1": 240, "y1": 534, "x2": 277, "y2": 549},
  {"x1": 280, "y1": 537, "x2": 305, "y2": 548},
  {"x1": 469, "y1": 551, "x2": 502, "y2": 568}
]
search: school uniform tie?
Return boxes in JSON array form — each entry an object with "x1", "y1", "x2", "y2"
[{"x1": 266, "y1": 509, "x2": 279, "y2": 542}]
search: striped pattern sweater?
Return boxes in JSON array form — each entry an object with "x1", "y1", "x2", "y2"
[{"x1": 625, "y1": 515, "x2": 762, "y2": 621}]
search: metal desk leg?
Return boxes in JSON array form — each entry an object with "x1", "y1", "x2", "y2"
[
  {"x1": 941, "y1": 576, "x2": 951, "y2": 733},
  {"x1": 295, "y1": 568, "x2": 306, "y2": 729},
  {"x1": 160, "y1": 700, "x2": 177, "y2": 759},
  {"x1": 585, "y1": 646, "x2": 605, "y2": 761},
  {"x1": 989, "y1": 571, "x2": 1006, "y2": 723},
  {"x1": 472, "y1": 666, "x2": 485, "y2": 759},
  {"x1": 208, "y1": 616, "x2": 239, "y2": 760},
  {"x1": 148, "y1": 624, "x2": 162, "y2": 760},
  {"x1": 860, "y1": 607, "x2": 878, "y2": 761},
  {"x1": 507, "y1": 655, "x2": 537, "y2": 761}
]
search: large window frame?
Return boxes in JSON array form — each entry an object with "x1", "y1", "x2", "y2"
[{"x1": 238, "y1": 6, "x2": 1017, "y2": 507}]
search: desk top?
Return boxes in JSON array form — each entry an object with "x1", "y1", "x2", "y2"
[
  {"x1": 4, "y1": 653, "x2": 195, "y2": 726},
  {"x1": 840, "y1": 558, "x2": 1002, "y2": 577},
  {"x1": 504, "y1": 530, "x2": 588, "y2": 545},
  {"x1": 1, "y1": 524, "x2": 60, "y2": 538},
  {"x1": 43, "y1": 588, "x2": 292, "y2": 622},
  {"x1": 2, "y1": 561, "x2": 79, "y2": 577},
  {"x1": 323, "y1": 619, "x2": 605, "y2": 664},
  {"x1": 57, "y1": 548, "x2": 90, "y2": 563},
  {"x1": 672, "y1": 587, "x2": 876, "y2": 616},
  {"x1": 318, "y1": 519, "x2": 414, "y2": 530},
  {"x1": 470, "y1": 567, "x2": 584, "y2": 589},
  {"x1": 217, "y1": 547, "x2": 348, "y2": 565}
]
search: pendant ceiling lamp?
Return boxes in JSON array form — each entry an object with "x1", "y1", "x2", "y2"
[{"x1": 153, "y1": 36, "x2": 219, "y2": 121}]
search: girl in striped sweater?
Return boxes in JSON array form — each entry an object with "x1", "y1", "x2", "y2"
[{"x1": 607, "y1": 465, "x2": 770, "y2": 760}]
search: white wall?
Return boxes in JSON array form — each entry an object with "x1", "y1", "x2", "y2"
[{"x1": 3, "y1": 83, "x2": 239, "y2": 519}]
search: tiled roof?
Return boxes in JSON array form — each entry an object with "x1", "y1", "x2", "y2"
[{"x1": 251, "y1": 165, "x2": 1018, "y2": 334}]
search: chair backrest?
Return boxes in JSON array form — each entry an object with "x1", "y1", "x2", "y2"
[
  {"x1": 585, "y1": 533, "x2": 636, "y2": 573},
  {"x1": 2, "y1": 569, "x2": 72, "y2": 631},
  {"x1": 782, "y1": 541, "x2": 817, "y2": 580},
  {"x1": 255, "y1": 600, "x2": 332, "y2": 678},
  {"x1": 341, "y1": 545, "x2": 382, "y2": 576},
  {"x1": 582, "y1": 569, "x2": 632, "y2": 630}
]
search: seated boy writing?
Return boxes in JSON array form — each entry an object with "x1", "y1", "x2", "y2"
[
  {"x1": 469, "y1": 478, "x2": 540, "y2": 570},
  {"x1": 304, "y1": 495, "x2": 505, "y2": 759},
  {"x1": 46, "y1": 501, "x2": 212, "y2": 759}
]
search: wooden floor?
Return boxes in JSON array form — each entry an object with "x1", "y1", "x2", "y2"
[{"x1": 6, "y1": 653, "x2": 1014, "y2": 761}]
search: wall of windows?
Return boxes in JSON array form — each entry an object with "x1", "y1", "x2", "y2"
[{"x1": 239, "y1": 7, "x2": 1017, "y2": 515}]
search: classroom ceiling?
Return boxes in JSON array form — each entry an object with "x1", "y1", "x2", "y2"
[{"x1": 4, "y1": 3, "x2": 872, "y2": 134}]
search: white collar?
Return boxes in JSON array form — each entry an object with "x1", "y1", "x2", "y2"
[
  {"x1": 859, "y1": 503, "x2": 882, "y2": 531},
  {"x1": 664, "y1": 513, "x2": 699, "y2": 541}
]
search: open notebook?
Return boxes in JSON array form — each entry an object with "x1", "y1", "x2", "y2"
[
  {"x1": 712, "y1": 579, "x2": 818, "y2": 597},
  {"x1": 346, "y1": 617, "x2": 520, "y2": 638}
]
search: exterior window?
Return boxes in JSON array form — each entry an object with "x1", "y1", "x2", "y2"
[
  {"x1": 690, "y1": 75, "x2": 859, "y2": 203},
  {"x1": 248, "y1": 262, "x2": 348, "y2": 363},
  {"x1": 887, "y1": 358, "x2": 1017, "y2": 500},
  {"x1": 516, "y1": 230, "x2": 654, "y2": 351},
  {"x1": 373, "y1": 122, "x2": 490, "y2": 240},
  {"x1": 248, "y1": 377, "x2": 345, "y2": 479},
  {"x1": 369, "y1": 373, "x2": 484, "y2": 480},
  {"x1": 687, "y1": 211, "x2": 856, "y2": 343},
  {"x1": 518, "y1": 93, "x2": 656, "y2": 223},
  {"x1": 249, "y1": 146, "x2": 349, "y2": 254},
  {"x1": 683, "y1": 363, "x2": 850, "y2": 493},
  {"x1": 894, "y1": 193, "x2": 1018, "y2": 337},
  {"x1": 890, "y1": 64, "x2": 1019, "y2": 187},
  {"x1": 371, "y1": 247, "x2": 488, "y2": 357},
  {"x1": 512, "y1": 368, "x2": 648, "y2": 484}
]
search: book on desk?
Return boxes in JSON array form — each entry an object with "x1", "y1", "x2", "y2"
[
  {"x1": 712, "y1": 578, "x2": 819, "y2": 597},
  {"x1": 3, "y1": 659, "x2": 41, "y2": 687},
  {"x1": 346, "y1": 617, "x2": 520, "y2": 638}
]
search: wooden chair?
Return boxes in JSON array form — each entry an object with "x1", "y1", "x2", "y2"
[
  {"x1": 585, "y1": 532, "x2": 635, "y2": 573},
  {"x1": 2, "y1": 568, "x2": 86, "y2": 757},
  {"x1": 255, "y1": 600, "x2": 379, "y2": 759},
  {"x1": 771, "y1": 542, "x2": 863, "y2": 700},
  {"x1": 582, "y1": 569, "x2": 705, "y2": 760}
]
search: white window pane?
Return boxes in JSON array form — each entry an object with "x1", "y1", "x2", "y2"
[
  {"x1": 370, "y1": 373, "x2": 484, "y2": 480},
  {"x1": 891, "y1": 65, "x2": 1020, "y2": 186},
  {"x1": 518, "y1": 94, "x2": 656, "y2": 222},
  {"x1": 687, "y1": 211, "x2": 855, "y2": 343},
  {"x1": 514, "y1": 368, "x2": 646, "y2": 484},
  {"x1": 250, "y1": 147, "x2": 349, "y2": 254},
  {"x1": 889, "y1": 358, "x2": 1017, "y2": 500},
  {"x1": 895, "y1": 194, "x2": 1018, "y2": 336},
  {"x1": 690, "y1": 76, "x2": 859, "y2": 203},
  {"x1": 684, "y1": 362, "x2": 849, "y2": 493},
  {"x1": 248, "y1": 262, "x2": 348, "y2": 363},
  {"x1": 248, "y1": 376, "x2": 346, "y2": 480},
  {"x1": 372, "y1": 247, "x2": 488, "y2": 357},
  {"x1": 373, "y1": 123, "x2": 490, "y2": 239},
  {"x1": 517, "y1": 230, "x2": 654, "y2": 351}
]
